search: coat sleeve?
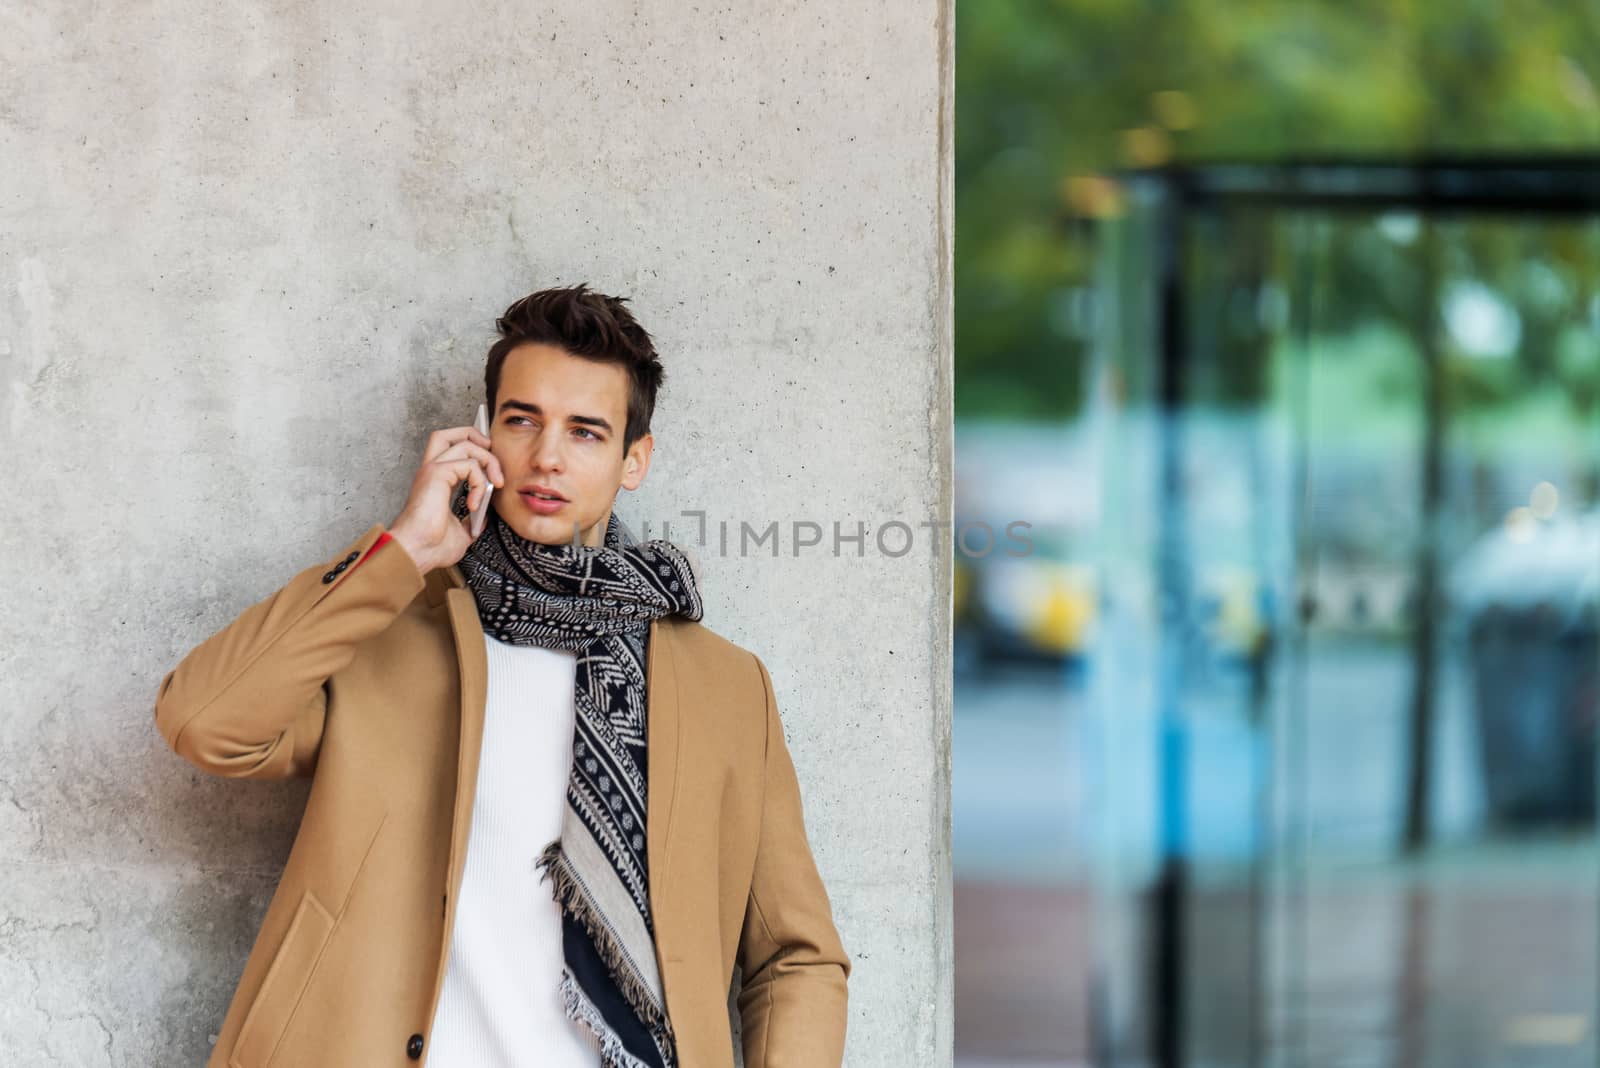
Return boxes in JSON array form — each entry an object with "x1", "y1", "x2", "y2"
[
  {"x1": 734, "y1": 653, "x2": 852, "y2": 1067},
  {"x1": 152, "y1": 523, "x2": 425, "y2": 780}
]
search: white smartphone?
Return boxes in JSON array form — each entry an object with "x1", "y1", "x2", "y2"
[{"x1": 470, "y1": 402, "x2": 493, "y2": 538}]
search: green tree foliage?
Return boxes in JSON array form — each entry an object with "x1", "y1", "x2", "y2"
[{"x1": 957, "y1": 0, "x2": 1600, "y2": 418}]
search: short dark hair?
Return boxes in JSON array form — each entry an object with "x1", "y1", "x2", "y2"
[{"x1": 485, "y1": 283, "x2": 664, "y2": 451}]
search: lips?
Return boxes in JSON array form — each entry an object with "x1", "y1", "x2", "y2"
[
  {"x1": 520, "y1": 485, "x2": 567, "y2": 501},
  {"x1": 520, "y1": 489, "x2": 568, "y2": 514}
]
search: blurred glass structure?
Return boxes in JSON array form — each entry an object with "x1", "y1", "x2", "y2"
[
  {"x1": 952, "y1": 5, "x2": 1600, "y2": 1066},
  {"x1": 1083, "y1": 158, "x2": 1600, "y2": 1068}
]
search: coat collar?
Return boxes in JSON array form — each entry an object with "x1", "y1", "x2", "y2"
[{"x1": 426, "y1": 563, "x2": 683, "y2": 960}]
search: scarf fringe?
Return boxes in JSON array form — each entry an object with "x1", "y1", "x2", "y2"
[
  {"x1": 557, "y1": 966, "x2": 656, "y2": 1068},
  {"x1": 536, "y1": 839, "x2": 677, "y2": 1043}
]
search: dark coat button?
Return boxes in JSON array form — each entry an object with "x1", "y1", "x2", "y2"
[
  {"x1": 322, "y1": 571, "x2": 337, "y2": 584},
  {"x1": 333, "y1": 560, "x2": 349, "y2": 574},
  {"x1": 344, "y1": 550, "x2": 360, "y2": 563},
  {"x1": 407, "y1": 1032, "x2": 424, "y2": 1059}
]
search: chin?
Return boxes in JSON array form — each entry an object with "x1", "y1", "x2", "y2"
[{"x1": 500, "y1": 504, "x2": 592, "y2": 547}]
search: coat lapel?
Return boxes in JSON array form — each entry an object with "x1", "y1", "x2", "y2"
[
  {"x1": 644, "y1": 615, "x2": 682, "y2": 963},
  {"x1": 442, "y1": 583, "x2": 488, "y2": 912},
  {"x1": 432, "y1": 564, "x2": 684, "y2": 964}
]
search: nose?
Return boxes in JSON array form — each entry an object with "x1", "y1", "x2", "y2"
[{"x1": 531, "y1": 426, "x2": 565, "y2": 475}]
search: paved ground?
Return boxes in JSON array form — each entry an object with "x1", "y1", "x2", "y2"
[
  {"x1": 955, "y1": 861, "x2": 1596, "y2": 1068},
  {"x1": 955, "y1": 878, "x2": 1090, "y2": 1063},
  {"x1": 953, "y1": 646, "x2": 1598, "y2": 1067}
]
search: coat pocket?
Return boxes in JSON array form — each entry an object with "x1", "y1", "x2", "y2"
[{"x1": 228, "y1": 890, "x2": 335, "y2": 1068}]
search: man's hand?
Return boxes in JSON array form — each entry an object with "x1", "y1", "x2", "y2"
[{"x1": 388, "y1": 424, "x2": 506, "y2": 575}]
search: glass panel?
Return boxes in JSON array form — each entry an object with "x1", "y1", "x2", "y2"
[
  {"x1": 1271, "y1": 210, "x2": 1600, "y2": 1068},
  {"x1": 1085, "y1": 180, "x2": 1164, "y2": 1067},
  {"x1": 1089, "y1": 180, "x2": 1600, "y2": 1068}
]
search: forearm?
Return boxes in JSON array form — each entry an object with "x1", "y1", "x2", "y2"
[
  {"x1": 153, "y1": 524, "x2": 423, "y2": 778},
  {"x1": 736, "y1": 922, "x2": 850, "y2": 1066}
]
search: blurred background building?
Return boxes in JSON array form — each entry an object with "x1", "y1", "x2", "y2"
[{"x1": 952, "y1": 5, "x2": 1600, "y2": 1067}]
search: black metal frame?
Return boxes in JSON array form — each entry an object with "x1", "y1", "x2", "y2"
[{"x1": 1116, "y1": 153, "x2": 1600, "y2": 215}]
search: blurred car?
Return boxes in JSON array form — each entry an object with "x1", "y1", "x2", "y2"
[{"x1": 957, "y1": 526, "x2": 1098, "y2": 674}]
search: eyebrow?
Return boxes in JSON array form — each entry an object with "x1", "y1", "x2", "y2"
[{"x1": 496, "y1": 399, "x2": 613, "y2": 434}]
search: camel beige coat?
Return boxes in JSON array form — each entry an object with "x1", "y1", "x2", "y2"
[{"x1": 153, "y1": 522, "x2": 851, "y2": 1068}]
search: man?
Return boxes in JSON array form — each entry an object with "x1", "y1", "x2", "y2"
[{"x1": 153, "y1": 284, "x2": 850, "y2": 1068}]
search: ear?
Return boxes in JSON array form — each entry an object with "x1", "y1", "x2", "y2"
[{"x1": 620, "y1": 432, "x2": 654, "y2": 492}]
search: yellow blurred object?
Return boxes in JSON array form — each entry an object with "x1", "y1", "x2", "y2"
[
  {"x1": 1209, "y1": 566, "x2": 1265, "y2": 656},
  {"x1": 1151, "y1": 89, "x2": 1198, "y2": 131},
  {"x1": 1120, "y1": 125, "x2": 1172, "y2": 168},
  {"x1": 1022, "y1": 564, "x2": 1097, "y2": 653},
  {"x1": 1061, "y1": 174, "x2": 1126, "y2": 219}
]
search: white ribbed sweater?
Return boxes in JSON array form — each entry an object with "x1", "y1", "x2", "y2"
[{"x1": 424, "y1": 634, "x2": 602, "y2": 1067}]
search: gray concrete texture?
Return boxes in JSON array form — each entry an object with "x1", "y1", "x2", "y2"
[{"x1": 0, "y1": 2, "x2": 953, "y2": 1064}]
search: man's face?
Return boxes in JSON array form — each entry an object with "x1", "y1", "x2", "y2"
[{"x1": 486, "y1": 341, "x2": 653, "y2": 547}]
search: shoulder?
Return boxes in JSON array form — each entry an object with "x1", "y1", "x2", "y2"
[
  {"x1": 659, "y1": 616, "x2": 762, "y2": 672},
  {"x1": 657, "y1": 617, "x2": 773, "y2": 707}
]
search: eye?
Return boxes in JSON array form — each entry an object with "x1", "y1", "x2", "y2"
[{"x1": 574, "y1": 427, "x2": 599, "y2": 440}]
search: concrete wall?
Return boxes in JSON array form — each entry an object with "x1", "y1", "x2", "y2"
[{"x1": 1, "y1": 2, "x2": 952, "y2": 1065}]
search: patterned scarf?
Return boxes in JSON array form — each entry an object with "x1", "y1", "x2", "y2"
[{"x1": 453, "y1": 499, "x2": 704, "y2": 1068}]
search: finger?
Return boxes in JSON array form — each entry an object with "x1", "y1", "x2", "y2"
[
  {"x1": 438, "y1": 440, "x2": 505, "y2": 487},
  {"x1": 439, "y1": 456, "x2": 489, "y2": 508},
  {"x1": 457, "y1": 441, "x2": 504, "y2": 486},
  {"x1": 425, "y1": 426, "x2": 491, "y2": 462}
]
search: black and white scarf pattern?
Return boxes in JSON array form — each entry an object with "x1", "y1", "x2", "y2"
[{"x1": 454, "y1": 501, "x2": 703, "y2": 1067}]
